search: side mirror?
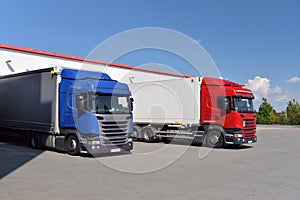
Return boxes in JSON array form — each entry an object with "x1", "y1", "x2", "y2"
[
  {"x1": 225, "y1": 102, "x2": 231, "y2": 113},
  {"x1": 130, "y1": 97, "x2": 134, "y2": 112},
  {"x1": 78, "y1": 101, "x2": 86, "y2": 112},
  {"x1": 77, "y1": 95, "x2": 87, "y2": 112}
]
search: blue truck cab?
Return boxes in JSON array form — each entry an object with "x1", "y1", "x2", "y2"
[{"x1": 58, "y1": 68, "x2": 133, "y2": 155}]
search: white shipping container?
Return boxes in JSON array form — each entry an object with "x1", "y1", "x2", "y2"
[{"x1": 129, "y1": 77, "x2": 201, "y2": 126}]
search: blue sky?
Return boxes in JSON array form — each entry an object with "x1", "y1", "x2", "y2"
[{"x1": 1, "y1": 0, "x2": 299, "y2": 111}]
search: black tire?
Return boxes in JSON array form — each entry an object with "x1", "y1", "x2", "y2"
[
  {"x1": 162, "y1": 137, "x2": 171, "y2": 144},
  {"x1": 141, "y1": 126, "x2": 157, "y2": 143},
  {"x1": 132, "y1": 126, "x2": 142, "y2": 141},
  {"x1": 65, "y1": 135, "x2": 80, "y2": 156},
  {"x1": 204, "y1": 130, "x2": 224, "y2": 148}
]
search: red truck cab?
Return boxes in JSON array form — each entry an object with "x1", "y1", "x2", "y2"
[{"x1": 200, "y1": 77, "x2": 257, "y2": 146}]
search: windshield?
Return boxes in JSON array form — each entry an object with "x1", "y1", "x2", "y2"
[
  {"x1": 91, "y1": 94, "x2": 130, "y2": 114},
  {"x1": 233, "y1": 97, "x2": 254, "y2": 113}
]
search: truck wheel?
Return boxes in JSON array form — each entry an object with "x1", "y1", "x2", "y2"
[
  {"x1": 65, "y1": 135, "x2": 80, "y2": 156},
  {"x1": 141, "y1": 126, "x2": 157, "y2": 143},
  {"x1": 205, "y1": 130, "x2": 224, "y2": 148},
  {"x1": 132, "y1": 126, "x2": 141, "y2": 141}
]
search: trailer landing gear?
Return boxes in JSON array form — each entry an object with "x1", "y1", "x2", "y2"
[{"x1": 29, "y1": 134, "x2": 40, "y2": 149}]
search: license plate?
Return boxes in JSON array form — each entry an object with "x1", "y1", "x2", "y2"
[
  {"x1": 248, "y1": 140, "x2": 253, "y2": 143},
  {"x1": 111, "y1": 148, "x2": 121, "y2": 153}
]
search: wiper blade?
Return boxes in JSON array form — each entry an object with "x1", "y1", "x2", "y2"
[
  {"x1": 112, "y1": 111, "x2": 130, "y2": 114},
  {"x1": 239, "y1": 111, "x2": 254, "y2": 113},
  {"x1": 99, "y1": 111, "x2": 112, "y2": 114}
]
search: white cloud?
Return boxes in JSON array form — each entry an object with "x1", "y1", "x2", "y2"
[
  {"x1": 247, "y1": 76, "x2": 271, "y2": 99},
  {"x1": 269, "y1": 86, "x2": 282, "y2": 95},
  {"x1": 287, "y1": 76, "x2": 300, "y2": 83},
  {"x1": 275, "y1": 95, "x2": 287, "y2": 102},
  {"x1": 247, "y1": 76, "x2": 283, "y2": 99},
  {"x1": 247, "y1": 76, "x2": 292, "y2": 111}
]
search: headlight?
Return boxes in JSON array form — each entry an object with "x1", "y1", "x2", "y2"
[
  {"x1": 88, "y1": 140, "x2": 100, "y2": 145},
  {"x1": 234, "y1": 134, "x2": 243, "y2": 138}
]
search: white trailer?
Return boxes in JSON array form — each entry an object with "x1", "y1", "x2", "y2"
[
  {"x1": 128, "y1": 77, "x2": 204, "y2": 143},
  {"x1": 129, "y1": 77, "x2": 201, "y2": 125}
]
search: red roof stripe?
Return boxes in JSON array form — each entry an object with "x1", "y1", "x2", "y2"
[{"x1": 0, "y1": 43, "x2": 193, "y2": 78}]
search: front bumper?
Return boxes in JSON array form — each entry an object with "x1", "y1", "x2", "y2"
[
  {"x1": 80, "y1": 137, "x2": 133, "y2": 154},
  {"x1": 84, "y1": 142, "x2": 133, "y2": 155},
  {"x1": 224, "y1": 129, "x2": 257, "y2": 145},
  {"x1": 231, "y1": 136, "x2": 257, "y2": 144}
]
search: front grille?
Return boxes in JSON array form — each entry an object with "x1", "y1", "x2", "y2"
[
  {"x1": 99, "y1": 120, "x2": 129, "y2": 146},
  {"x1": 244, "y1": 119, "x2": 255, "y2": 129},
  {"x1": 243, "y1": 119, "x2": 256, "y2": 138},
  {"x1": 243, "y1": 130, "x2": 256, "y2": 138}
]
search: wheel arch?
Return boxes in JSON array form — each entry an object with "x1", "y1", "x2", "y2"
[
  {"x1": 61, "y1": 129, "x2": 79, "y2": 141},
  {"x1": 206, "y1": 124, "x2": 225, "y2": 135}
]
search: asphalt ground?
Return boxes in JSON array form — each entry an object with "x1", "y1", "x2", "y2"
[{"x1": 0, "y1": 126, "x2": 299, "y2": 200}]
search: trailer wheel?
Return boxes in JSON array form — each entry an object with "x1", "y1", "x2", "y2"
[
  {"x1": 132, "y1": 126, "x2": 142, "y2": 141},
  {"x1": 65, "y1": 135, "x2": 80, "y2": 156},
  {"x1": 205, "y1": 130, "x2": 224, "y2": 148},
  {"x1": 141, "y1": 126, "x2": 157, "y2": 143}
]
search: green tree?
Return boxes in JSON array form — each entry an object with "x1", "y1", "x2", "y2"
[
  {"x1": 287, "y1": 99, "x2": 300, "y2": 125},
  {"x1": 275, "y1": 112, "x2": 286, "y2": 125},
  {"x1": 257, "y1": 97, "x2": 276, "y2": 124}
]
